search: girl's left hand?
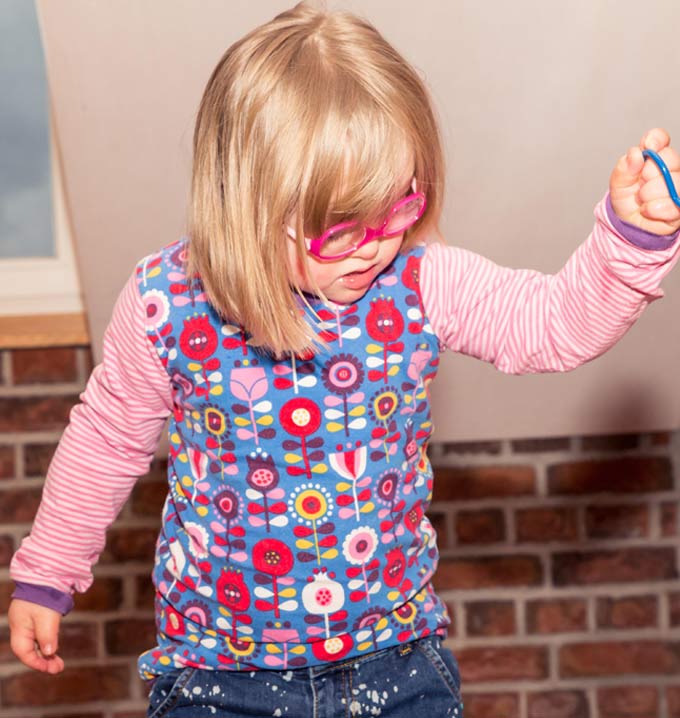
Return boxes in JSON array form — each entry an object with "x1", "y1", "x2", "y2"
[{"x1": 609, "y1": 128, "x2": 680, "y2": 235}]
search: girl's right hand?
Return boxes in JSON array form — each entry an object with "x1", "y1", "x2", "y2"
[{"x1": 8, "y1": 599, "x2": 64, "y2": 673}]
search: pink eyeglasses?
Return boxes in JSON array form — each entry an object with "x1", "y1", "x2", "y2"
[{"x1": 288, "y1": 190, "x2": 427, "y2": 261}]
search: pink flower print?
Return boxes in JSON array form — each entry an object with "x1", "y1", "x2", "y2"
[
  {"x1": 401, "y1": 347, "x2": 433, "y2": 414},
  {"x1": 343, "y1": 526, "x2": 381, "y2": 605},
  {"x1": 229, "y1": 359, "x2": 274, "y2": 445},
  {"x1": 330, "y1": 442, "x2": 373, "y2": 521}
]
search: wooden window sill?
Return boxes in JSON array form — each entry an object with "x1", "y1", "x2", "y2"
[{"x1": 0, "y1": 313, "x2": 90, "y2": 349}]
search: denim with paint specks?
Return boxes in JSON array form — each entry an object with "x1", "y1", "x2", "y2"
[{"x1": 147, "y1": 636, "x2": 463, "y2": 717}]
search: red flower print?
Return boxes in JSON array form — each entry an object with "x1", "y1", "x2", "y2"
[
  {"x1": 162, "y1": 605, "x2": 185, "y2": 638},
  {"x1": 216, "y1": 568, "x2": 250, "y2": 613},
  {"x1": 365, "y1": 297, "x2": 404, "y2": 344},
  {"x1": 401, "y1": 255, "x2": 420, "y2": 292},
  {"x1": 279, "y1": 397, "x2": 322, "y2": 437},
  {"x1": 180, "y1": 315, "x2": 218, "y2": 360},
  {"x1": 404, "y1": 501, "x2": 424, "y2": 533},
  {"x1": 311, "y1": 633, "x2": 353, "y2": 662},
  {"x1": 252, "y1": 539, "x2": 294, "y2": 577},
  {"x1": 383, "y1": 547, "x2": 406, "y2": 587}
]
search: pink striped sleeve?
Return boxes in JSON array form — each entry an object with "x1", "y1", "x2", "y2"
[
  {"x1": 10, "y1": 271, "x2": 172, "y2": 595},
  {"x1": 421, "y1": 197, "x2": 680, "y2": 373}
]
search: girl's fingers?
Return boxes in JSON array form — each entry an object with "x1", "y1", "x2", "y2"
[
  {"x1": 641, "y1": 127, "x2": 670, "y2": 153},
  {"x1": 639, "y1": 196, "x2": 680, "y2": 223}
]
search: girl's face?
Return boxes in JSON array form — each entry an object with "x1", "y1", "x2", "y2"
[
  {"x1": 287, "y1": 226, "x2": 405, "y2": 305},
  {"x1": 287, "y1": 166, "x2": 416, "y2": 305}
]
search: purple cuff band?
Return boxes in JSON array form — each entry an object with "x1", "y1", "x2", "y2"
[
  {"x1": 606, "y1": 195, "x2": 679, "y2": 250},
  {"x1": 12, "y1": 581, "x2": 74, "y2": 616}
]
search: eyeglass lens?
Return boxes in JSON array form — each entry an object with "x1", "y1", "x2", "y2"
[{"x1": 319, "y1": 195, "x2": 425, "y2": 257}]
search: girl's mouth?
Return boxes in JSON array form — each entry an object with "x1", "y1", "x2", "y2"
[{"x1": 340, "y1": 264, "x2": 377, "y2": 289}]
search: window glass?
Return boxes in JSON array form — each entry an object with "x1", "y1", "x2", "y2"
[{"x1": 0, "y1": 0, "x2": 53, "y2": 258}]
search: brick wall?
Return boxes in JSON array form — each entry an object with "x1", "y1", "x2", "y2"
[{"x1": 0, "y1": 345, "x2": 678, "y2": 718}]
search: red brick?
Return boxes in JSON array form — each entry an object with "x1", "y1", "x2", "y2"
[
  {"x1": 105, "y1": 618, "x2": 156, "y2": 656},
  {"x1": 582, "y1": 433, "x2": 639, "y2": 451},
  {"x1": 0, "y1": 395, "x2": 79, "y2": 432},
  {"x1": 11, "y1": 347, "x2": 79, "y2": 384},
  {"x1": 560, "y1": 641, "x2": 680, "y2": 678},
  {"x1": 23, "y1": 443, "x2": 58, "y2": 477},
  {"x1": 72, "y1": 577, "x2": 124, "y2": 612},
  {"x1": 0, "y1": 622, "x2": 98, "y2": 664},
  {"x1": 0, "y1": 534, "x2": 14, "y2": 566},
  {"x1": 0, "y1": 445, "x2": 15, "y2": 479},
  {"x1": 458, "y1": 645, "x2": 548, "y2": 682},
  {"x1": 440, "y1": 440, "x2": 502, "y2": 455},
  {"x1": 661, "y1": 502, "x2": 677, "y2": 537},
  {"x1": 585, "y1": 505, "x2": 648, "y2": 539},
  {"x1": 669, "y1": 592, "x2": 680, "y2": 627},
  {"x1": 596, "y1": 596, "x2": 657, "y2": 629},
  {"x1": 528, "y1": 690, "x2": 590, "y2": 718},
  {"x1": 552, "y1": 548, "x2": 677, "y2": 586},
  {"x1": 432, "y1": 465, "x2": 535, "y2": 502},
  {"x1": 434, "y1": 555, "x2": 543, "y2": 590},
  {"x1": 526, "y1": 598, "x2": 587, "y2": 634},
  {"x1": 443, "y1": 604, "x2": 458, "y2": 637},
  {"x1": 455, "y1": 509, "x2": 505, "y2": 544},
  {"x1": 135, "y1": 575, "x2": 156, "y2": 611},
  {"x1": 129, "y1": 478, "x2": 168, "y2": 517},
  {"x1": 598, "y1": 684, "x2": 658, "y2": 717},
  {"x1": 668, "y1": 686, "x2": 680, "y2": 717},
  {"x1": 548, "y1": 457, "x2": 672, "y2": 495},
  {"x1": 428, "y1": 510, "x2": 449, "y2": 548},
  {"x1": 462, "y1": 693, "x2": 519, "y2": 718},
  {"x1": 0, "y1": 581, "x2": 14, "y2": 612},
  {"x1": 0, "y1": 665, "x2": 130, "y2": 705},
  {"x1": 516, "y1": 507, "x2": 579, "y2": 543},
  {"x1": 101, "y1": 527, "x2": 157, "y2": 563},
  {"x1": 465, "y1": 601, "x2": 515, "y2": 636},
  {"x1": 511, "y1": 437, "x2": 570, "y2": 453},
  {"x1": 0, "y1": 487, "x2": 43, "y2": 523}
]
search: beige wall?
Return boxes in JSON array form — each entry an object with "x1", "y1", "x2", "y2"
[{"x1": 38, "y1": 0, "x2": 680, "y2": 440}]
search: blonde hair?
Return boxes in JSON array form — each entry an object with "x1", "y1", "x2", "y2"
[{"x1": 187, "y1": 2, "x2": 445, "y2": 357}]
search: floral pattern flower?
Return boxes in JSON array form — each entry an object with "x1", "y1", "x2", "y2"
[
  {"x1": 321, "y1": 354, "x2": 364, "y2": 396},
  {"x1": 279, "y1": 397, "x2": 322, "y2": 437},
  {"x1": 252, "y1": 538, "x2": 294, "y2": 577},
  {"x1": 302, "y1": 568, "x2": 345, "y2": 616},
  {"x1": 342, "y1": 526, "x2": 378, "y2": 566},
  {"x1": 216, "y1": 569, "x2": 250, "y2": 613},
  {"x1": 180, "y1": 314, "x2": 218, "y2": 361},
  {"x1": 383, "y1": 547, "x2": 406, "y2": 588}
]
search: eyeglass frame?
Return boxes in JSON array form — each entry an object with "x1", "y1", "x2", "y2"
[{"x1": 287, "y1": 189, "x2": 427, "y2": 261}]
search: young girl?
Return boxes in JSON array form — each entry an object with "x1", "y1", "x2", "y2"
[{"x1": 8, "y1": 3, "x2": 680, "y2": 717}]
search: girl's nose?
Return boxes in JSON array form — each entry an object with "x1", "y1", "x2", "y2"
[{"x1": 352, "y1": 236, "x2": 382, "y2": 260}]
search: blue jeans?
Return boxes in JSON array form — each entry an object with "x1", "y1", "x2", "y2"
[{"x1": 147, "y1": 636, "x2": 463, "y2": 717}]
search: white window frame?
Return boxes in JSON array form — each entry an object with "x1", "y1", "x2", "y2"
[{"x1": 0, "y1": 117, "x2": 83, "y2": 317}]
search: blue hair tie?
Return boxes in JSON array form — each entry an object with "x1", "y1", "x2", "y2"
[{"x1": 642, "y1": 148, "x2": 680, "y2": 207}]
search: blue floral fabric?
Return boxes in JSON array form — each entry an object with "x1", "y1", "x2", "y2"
[{"x1": 135, "y1": 240, "x2": 449, "y2": 679}]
